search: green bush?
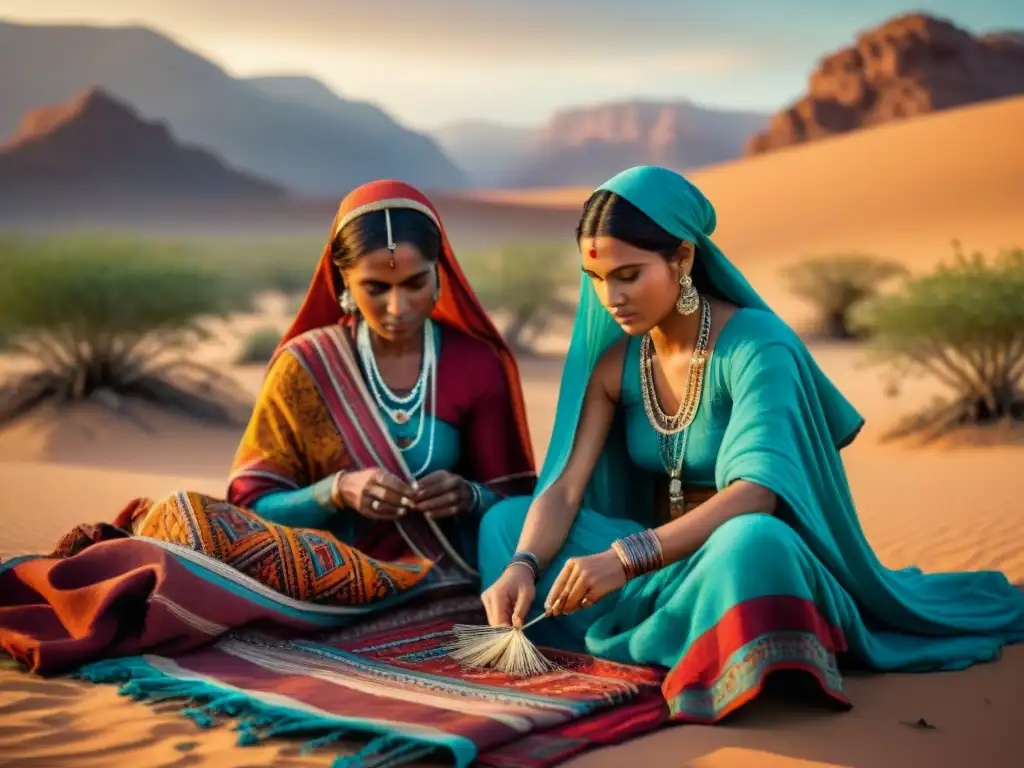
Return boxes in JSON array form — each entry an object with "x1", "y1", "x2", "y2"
[
  {"x1": 781, "y1": 253, "x2": 909, "y2": 339},
  {"x1": 236, "y1": 327, "x2": 284, "y2": 365},
  {"x1": 0, "y1": 237, "x2": 254, "y2": 426},
  {"x1": 854, "y1": 243, "x2": 1024, "y2": 440},
  {"x1": 204, "y1": 237, "x2": 321, "y2": 297},
  {"x1": 460, "y1": 242, "x2": 578, "y2": 353}
]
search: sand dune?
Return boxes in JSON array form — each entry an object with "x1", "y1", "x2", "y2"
[{"x1": 2, "y1": 95, "x2": 1024, "y2": 767}]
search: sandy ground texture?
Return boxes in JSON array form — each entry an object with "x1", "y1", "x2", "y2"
[{"x1": 2, "y1": 97, "x2": 1024, "y2": 767}]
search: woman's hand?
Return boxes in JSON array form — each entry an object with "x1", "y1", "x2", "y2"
[
  {"x1": 336, "y1": 469, "x2": 416, "y2": 521},
  {"x1": 413, "y1": 470, "x2": 474, "y2": 519},
  {"x1": 481, "y1": 563, "x2": 536, "y2": 628},
  {"x1": 545, "y1": 549, "x2": 627, "y2": 615}
]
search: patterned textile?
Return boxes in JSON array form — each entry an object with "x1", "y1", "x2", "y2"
[
  {"x1": 663, "y1": 595, "x2": 849, "y2": 721},
  {"x1": 230, "y1": 346, "x2": 350, "y2": 503},
  {"x1": 0, "y1": 540, "x2": 667, "y2": 767},
  {"x1": 126, "y1": 492, "x2": 435, "y2": 604},
  {"x1": 76, "y1": 615, "x2": 669, "y2": 768},
  {"x1": 228, "y1": 322, "x2": 535, "y2": 566},
  {"x1": 229, "y1": 323, "x2": 470, "y2": 575}
]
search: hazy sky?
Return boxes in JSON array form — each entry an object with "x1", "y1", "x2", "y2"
[{"x1": 2, "y1": 1, "x2": 1021, "y2": 129}]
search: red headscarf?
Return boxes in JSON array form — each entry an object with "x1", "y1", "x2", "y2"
[{"x1": 279, "y1": 179, "x2": 535, "y2": 469}]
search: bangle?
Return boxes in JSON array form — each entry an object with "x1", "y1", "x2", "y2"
[
  {"x1": 330, "y1": 470, "x2": 349, "y2": 509},
  {"x1": 505, "y1": 550, "x2": 541, "y2": 583},
  {"x1": 313, "y1": 474, "x2": 337, "y2": 510},
  {"x1": 467, "y1": 482, "x2": 483, "y2": 514},
  {"x1": 611, "y1": 530, "x2": 664, "y2": 581}
]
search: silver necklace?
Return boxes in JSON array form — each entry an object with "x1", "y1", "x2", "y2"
[
  {"x1": 639, "y1": 299, "x2": 711, "y2": 517},
  {"x1": 357, "y1": 319, "x2": 429, "y2": 425},
  {"x1": 356, "y1": 319, "x2": 438, "y2": 477}
]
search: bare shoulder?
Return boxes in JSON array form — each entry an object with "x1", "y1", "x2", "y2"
[{"x1": 592, "y1": 337, "x2": 630, "y2": 402}]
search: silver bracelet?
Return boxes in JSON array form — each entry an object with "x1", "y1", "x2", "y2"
[{"x1": 467, "y1": 482, "x2": 483, "y2": 514}]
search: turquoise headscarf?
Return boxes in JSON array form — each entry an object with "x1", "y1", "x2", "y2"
[{"x1": 535, "y1": 165, "x2": 863, "y2": 500}]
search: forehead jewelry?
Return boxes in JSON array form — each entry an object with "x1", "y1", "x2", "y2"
[{"x1": 385, "y1": 208, "x2": 397, "y2": 268}]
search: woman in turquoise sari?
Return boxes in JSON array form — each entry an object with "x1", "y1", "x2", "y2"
[{"x1": 478, "y1": 165, "x2": 1024, "y2": 722}]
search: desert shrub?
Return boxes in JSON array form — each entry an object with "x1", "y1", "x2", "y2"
[
  {"x1": 236, "y1": 327, "x2": 283, "y2": 365},
  {"x1": 0, "y1": 238, "x2": 255, "y2": 426},
  {"x1": 854, "y1": 243, "x2": 1024, "y2": 440},
  {"x1": 460, "y1": 242, "x2": 578, "y2": 353},
  {"x1": 179, "y1": 236, "x2": 322, "y2": 298},
  {"x1": 222, "y1": 238, "x2": 321, "y2": 297},
  {"x1": 781, "y1": 253, "x2": 908, "y2": 339},
  {"x1": 246, "y1": 260, "x2": 317, "y2": 296}
]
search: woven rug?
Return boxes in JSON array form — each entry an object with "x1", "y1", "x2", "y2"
[
  {"x1": 79, "y1": 614, "x2": 669, "y2": 767},
  {"x1": 1, "y1": 537, "x2": 669, "y2": 767}
]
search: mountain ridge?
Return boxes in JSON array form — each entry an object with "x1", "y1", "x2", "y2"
[
  {"x1": 0, "y1": 87, "x2": 285, "y2": 206},
  {"x1": 0, "y1": 21, "x2": 465, "y2": 195}
]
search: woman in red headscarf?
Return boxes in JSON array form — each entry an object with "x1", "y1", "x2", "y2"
[
  {"x1": 222, "y1": 180, "x2": 535, "y2": 587},
  {"x1": 118, "y1": 180, "x2": 536, "y2": 603},
  {"x1": 0, "y1": 181, "x2": 537, "y2": 676}
]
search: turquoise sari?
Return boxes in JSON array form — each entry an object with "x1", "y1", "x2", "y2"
[{"x1": 479, "y1": 165, "x2": 1024, "y2": 722}]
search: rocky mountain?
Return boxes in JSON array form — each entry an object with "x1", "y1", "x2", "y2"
[
  {"x1": 747, "y1": 14, "x2": 1024, "y2": 155},
  {"x1": 0, "y1": 22, "x2": 464, "y2": 195},
  {"x1": 0, "y1": 88, "x2": 284, "y2": 205},
  {"x1": 430, "y1": 120, "x2": 536, "y2": 188},
  {"x1": 436, "y1": 101, "x2": 768, "y2": 189}
]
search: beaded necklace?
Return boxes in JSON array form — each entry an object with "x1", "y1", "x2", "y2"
[
  {"x1": 356, "y1": 318, "x2": 438, "y2": 478},
  {"x1": 638, "y1": 299, "x2": 711, "y2": 518}
]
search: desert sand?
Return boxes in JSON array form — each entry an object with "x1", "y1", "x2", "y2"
[{"x1": 2, "y1": 98, "x2": 1024, "y2": 767}]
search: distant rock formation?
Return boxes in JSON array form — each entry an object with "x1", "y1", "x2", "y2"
[
  {"x1": 447, "y1": 100, "x2": 768, "y2": 189},
  {"x1": 747, "y1": 14, "x2": 1024, "y2": 155},
  {"x1": 0, "y1": 88, "x2": 284, "y2": 205}
]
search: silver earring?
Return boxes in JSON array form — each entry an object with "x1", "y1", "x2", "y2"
[
  {"x1": 338, "y1": 289, "x2": 357, "y2": 315},
  {"x1": 676, "y1": 272, "x2": 700, "y2": 315}
]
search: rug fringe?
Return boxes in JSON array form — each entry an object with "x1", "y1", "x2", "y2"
[{"x1": 74, "y1": 657, "x2": 462, "y2": 767}]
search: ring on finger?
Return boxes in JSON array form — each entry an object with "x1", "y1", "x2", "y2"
[
  {"x1": 580, "y1": 595, "x2": 591, "y2": 608},
  {"x1": 371, "y1": 498, "x2": 382, "y2": 512},
  {"x1": 562, "y1": 577, "x2": 584, "y2": 611},
  {"x1": 554, "y1": 586, "x2": 574, "y2": 613}
]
